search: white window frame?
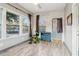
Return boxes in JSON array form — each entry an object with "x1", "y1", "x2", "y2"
[
  {"x1": 0, "y1": 6, "x2": 30, "y2": 40},
  {"x1": 0, "y1": 6, "x2": 6, "y2": 40}
]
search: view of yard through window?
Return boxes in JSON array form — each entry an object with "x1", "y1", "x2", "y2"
[
  {"x1": 22, "y1": 16, "x2": 30, "y2": 33},
  {"x1": 39, "y1": 16, "x2": 46, "y2": 32},
  {"x1": 6, "y1": 12, "x2": 19, "y2": 37},
  {"x1": 6, "y1": 12, "x2": 30, "y2": 37}
]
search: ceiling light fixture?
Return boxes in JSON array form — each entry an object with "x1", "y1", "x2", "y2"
[
  {"x1": 33, "y1": 2, "x2": 39, "y2": 5},
  {"x1": 33, "y1": 2, "x2": 42, "y2": 9}
]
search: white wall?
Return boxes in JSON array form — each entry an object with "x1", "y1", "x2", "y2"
[
  {"x1": 31, "y1": 14, "x2": 36, "y2": 35},
  {"x1": 0, "y1": 34, "x2": 29, "y2": 50},
  {"x1": 64, "y1": 3, "x2": 72, "y2": 53},
  {"x1": 72, "y1": 4, "x2": 79, "y2": 56},
  {"x1": 0, "y1": 3, "x2": 31, "y2": 51}
]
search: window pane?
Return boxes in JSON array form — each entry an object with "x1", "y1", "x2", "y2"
[
  {"x1": 39, "y1": 16, "x2": 46, "y2": 32},
  {"x1": 22, "y1": 16, "x2": 30, "y2": 33},
  {"x1": 6, "y1": 12, "x2": 19, "y2": 37},
  {"x1": 39, "y1": 26, "x2": 46, "y2": 32}
]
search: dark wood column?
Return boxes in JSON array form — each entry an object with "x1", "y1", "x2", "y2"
[
  {"x1": 28, "y1": 14, "x2": 32, "y2": 37},
  {"x1": 36, "y1": 15, "x2": 40, "y2": 35}
]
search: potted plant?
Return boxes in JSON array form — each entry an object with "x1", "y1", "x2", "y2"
[{"x1": 32, "y1": 35, "x2": 40, "y2": 44}]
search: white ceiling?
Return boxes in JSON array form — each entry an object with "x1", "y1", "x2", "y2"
[{"x1": 18, "y1": 3, "x2": 66, "y2": 13}]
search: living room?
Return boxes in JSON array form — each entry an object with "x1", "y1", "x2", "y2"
[{"x1": 0, "y1": 3, "x2": 78, "y2": 56}]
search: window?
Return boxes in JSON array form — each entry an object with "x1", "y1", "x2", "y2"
[
  {"x1": 6, "y1": 12, "x2": 19, "y2": 37},
  {"x1": 22, "y1": 16, "x2": 30, "y2": 33},
  {"x1": 39, "y1": 16, "x2": 46, "y2": 32},
  {"x1": 39, "y1": 26, "x2": 46, "y2": 32}
]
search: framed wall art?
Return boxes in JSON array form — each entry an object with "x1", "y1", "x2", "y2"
[{"x1": 67, "y1": 13, "x2": 72, "y2": 26}]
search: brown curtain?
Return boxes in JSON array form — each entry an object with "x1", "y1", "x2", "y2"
[
  {"x1": 57, "y1": 18, "x2": 63, "y2": 33},
  {"x1": 36, "y1": 15, "x2": 40, "y2": 33},
  {"x1": 28, "y1": 14, "x2": 32, "y2": 37}
]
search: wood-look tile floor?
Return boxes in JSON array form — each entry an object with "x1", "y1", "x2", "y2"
[{"x1": 0, "y1": 41, "x2": 70, "y2": 56}]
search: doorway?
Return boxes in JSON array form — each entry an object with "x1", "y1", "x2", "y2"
[{"x1": 52, "y1": 18, "x2": 63, "y2": 40}]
